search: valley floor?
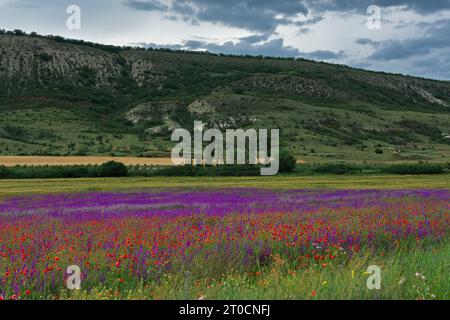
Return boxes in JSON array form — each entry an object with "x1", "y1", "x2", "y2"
[{"x1": 0, "y1": 174, "x2": 449, "y2": 196}]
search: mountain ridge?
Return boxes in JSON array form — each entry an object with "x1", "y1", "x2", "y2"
[{"x1": 0, "y1": 31, "x2": 449, "y2": 162}]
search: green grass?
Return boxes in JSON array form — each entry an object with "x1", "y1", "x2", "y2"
[
  {"x1": 59, "y1": 241, "x2": 450, "y2": 300},
  {"x1": 2, "y1": 95, "x2": 449, "y2": 162},
  {"x1": 0, "y1": 174, "x2": 449, "y2": 195}
]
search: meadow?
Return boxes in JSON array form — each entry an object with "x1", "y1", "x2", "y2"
[
  {"x1": 0, "y1": 178, "x2": 449, "y2": 300},
  {"x1": 0, "y1": 174, "x2": 449, "y2": 196}
]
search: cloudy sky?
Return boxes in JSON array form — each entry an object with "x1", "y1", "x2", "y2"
[{"x1": 1, "y1": 0, "x2": 450, "y2": 80}]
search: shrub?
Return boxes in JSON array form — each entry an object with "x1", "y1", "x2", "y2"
[
  {"x1": 0, "y1": 162, "x2": 445, "y2": 180},
  {"x1": 279, "y1": 150, "x2": 297, "y2": 173},
  {"x1": 0, "y1": 166, "x2": 10, "y2": 178},
  {"x1": 314, "y1": 163, "x2": 361, "y2": 175},
  {"x1": 97, "y1": 161, "x2": 128, "y2": 177},
  {"x1": 38, "y1": 52, "x2": 52, "y2": 62},
  {"x1": 129, "y1": 164, "x2": 261, "y2": 177},
  {"x1": 383, "y1": 164, "x2": 443, "y2": 175}
]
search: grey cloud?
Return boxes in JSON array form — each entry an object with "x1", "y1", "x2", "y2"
[
  {"x1": 123, "y1": 0, "x2": 450, "y2": 34},
  {"x1": 293, "y1": 15, "x2": 324, "y2": 27},
  {"x1": 10, "y1": 0, "x2": 38, "y2": 8},
  {"x1": 123, "y1": 0, "x2": 168, "y2": 11},
  {"x1": 412, "y1": 50, "x2": 450, "y2": 79},
  {"x1": 358, "y1": 19, "x2": 450, "y2": 60},
  {"x1": 139, "y1": 35, "x2": 346, "y2": 61},
  {"x1": 308, "y1": 0, "x2": 450, "y2": 14},
  {"x1": 361, "y1": 49, "x2": 450, "y2": 80},
  {"x1": 353, "y1": 18, "x2": 450, "y2": 80},
  {"x1": 238, "y1": 33, "x2": 271, "y2": 44},
  {"x1": 297, "y1": 28, "x2": 312, "y2": 35},
  {"x1": 123, "y1": 0, "x2": 309, "y2": 32},
  {"x1": 198, "y1": 38, "x2": 301, "y2": 57},
  {"x1": 155, "y1": 37, "x2": 302, "y2": 57},
  {"x1": 171, "y1": 1, "x2": 196, "y2": 15},
  {"x1": 138, "y1": 42, "x2": 184, "y2": 50},
  {"x1": 302, "y1": 50, "x2": 347, "y2": 60},
  {"x1": 356, "y1": 38, "x2": 375, "y2": 45}
]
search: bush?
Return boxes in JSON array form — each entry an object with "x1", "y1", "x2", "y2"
[
  {"x1": 383, "y1": 164, "x2": 443, "y2": 175},
  {"x1": 0, "y1": 165, "x2": 96, "y2": 179},
  {"x1": 0, "y1": 162, "x2": 445, "y2": 180},
  {"x1": 279, "y1": 150, "x2": 297, "y2": 173},
  {"x1": 97, "y1": 161, "x2": 128, "y2": 177},
  {"x1": 128, "y1": 164, "x2": 261, "y2": 177},
  {"x1": 38, "y1": 52, "x2": 52, "y2": 62},
  {"x1": 0, "y1": 166, "x2": 10, "y2": 178},
  {"x1": 314, "y1": 163, "x2": 361, "y2": 175}
]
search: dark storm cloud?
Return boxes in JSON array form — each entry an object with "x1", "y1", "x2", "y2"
[
  {"x1": 123, "y1": 0, "x2": 309, "y2": 32},
  {"x1": 308, "y1": 0, "x2": 450, "y2": 14},
  {"x1": 125, "y1": 0, "x2": 168, "y2": 11},
  {"x1": 358, "y1": 19, "x2": 450, "y2": 60},
  {"x1": 123, "y1": 0, "x2": 450, "y2": 33}
]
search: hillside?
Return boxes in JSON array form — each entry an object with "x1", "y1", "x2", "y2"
[{"x1": 0, "y1": 32, "x2": 450, "y2": 163}]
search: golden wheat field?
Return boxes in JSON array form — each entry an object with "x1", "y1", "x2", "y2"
[
  {"x1": 0, "y1": 156, "x2": 313, "y2": 167},
  {"x1": 0, "y1": 156, "x2": 176, "y2": 167}
]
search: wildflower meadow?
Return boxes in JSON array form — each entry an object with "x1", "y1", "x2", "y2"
[{"x1": 0, "y1": 188, "x2": 449, "y2": 300}]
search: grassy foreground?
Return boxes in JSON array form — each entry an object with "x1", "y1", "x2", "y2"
[
  {"x1": 0, "y1": 177, "x2": 448, "y2": 300},
  {"x1": 0, "y1": 174, "x2": 449, "y2": 195},
  {"x1": 62, "y1": 241, "x2": 450, "y2": 300}
]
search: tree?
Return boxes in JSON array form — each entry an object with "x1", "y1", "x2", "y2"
[
  {"x1": 97, "y1": 161, "x2": 128, "y2": 177},
  {"x1": 279, "y1": 150, "x2": 297, "y2": 173},
  {"x1": 13, "y1": 29, "x2": 26, "y2": 36}
]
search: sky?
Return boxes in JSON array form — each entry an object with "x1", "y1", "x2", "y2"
[{"x1": 1, "y1": 0, "x2": 450, "y2": 80}]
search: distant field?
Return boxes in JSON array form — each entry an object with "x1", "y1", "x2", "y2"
[
  {"x1": 0, "y1": 156, "x2": 175, "y2": 167},
  {"x1": 2, "y1": 156, "x2": 450, "y2": 169},
  {"x1": 0, "y1": 174, "x2": 448, "y2": 195},
  {"x1": 0, "y1": 156, "x2": 311, "y2": 166}
]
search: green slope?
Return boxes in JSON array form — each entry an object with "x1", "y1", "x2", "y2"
[{"x1": 0, "y1": 32, "x2": 449, "y2": 162}]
